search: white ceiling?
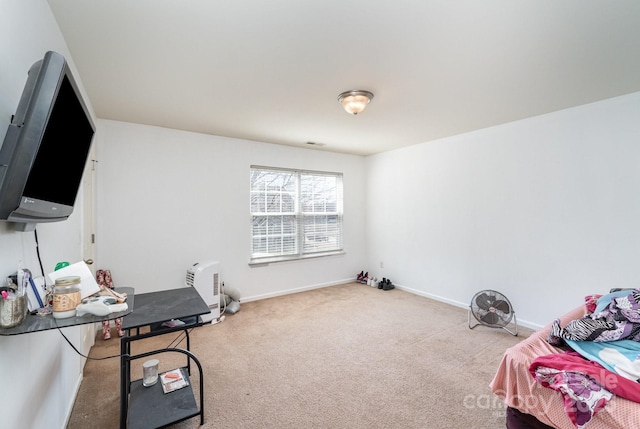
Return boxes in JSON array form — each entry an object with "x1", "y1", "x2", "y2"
[{"x1": 47, "y1": 0, "x2": 640, "y2": 156}]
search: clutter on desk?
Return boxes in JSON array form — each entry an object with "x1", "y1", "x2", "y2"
[
  {"x1": 161, "y1": 319, "x2": 186, "y2": 328},
  {"x1": 1, "y1": 266, "x2": 51, "y2": 328},
  {"x1": 0, "y1": 262, "x2": 132, "y2": 331},
  {"x1": 75, "y1": 295, "x2": 128, "y2": 317},
  {"x1": 48, "y1": 261, "x2": 100, "y2": 299},
  {"x1": 160, "y1": 368, "x2": 189, "y2": 394},
  {"x1": 98, "y1": 285, "x2": 127, "y2": 303},
  {"x1": 52, "y1": 276, "x2": 82, "y2": 319},
  {"x1": 74, "y1": 268, "x2": 128, "y2": 319},
  {"x1": 0, "y1": 278, "x2": 27, "y2": 328},
  {"x1": 54, "y1": 261, "x2": 70, "y2": 271},
  {"x1": 26, "y1": 275, "x2": 46, "y2": 311}
]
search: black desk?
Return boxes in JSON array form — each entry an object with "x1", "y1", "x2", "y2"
[
  {"x1": 0, "y1": 287, "x2": 133, "y2": 335},
  {"x1": 120, "y1": 286, "x2": 210, "y2": 429},
  {"x1": 121, "y1": 287, "x2": 209, "y2": 331}
]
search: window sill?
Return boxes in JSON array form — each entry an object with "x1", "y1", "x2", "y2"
[{"x1": 248, "y1": 251, "x2": 346, "y2": 267}]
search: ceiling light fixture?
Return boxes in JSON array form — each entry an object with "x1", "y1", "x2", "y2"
[{"x1": 338, "y1": 90, "x2": 374, "y2": 115}]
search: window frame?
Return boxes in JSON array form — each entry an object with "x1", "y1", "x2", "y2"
[{"x1": 249, "y1": 165, "x2": 344, "y2": 265}]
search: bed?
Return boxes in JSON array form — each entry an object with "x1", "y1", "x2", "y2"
[{"x1": 490, "y1": 292, "x2": 640, "y2": 429}]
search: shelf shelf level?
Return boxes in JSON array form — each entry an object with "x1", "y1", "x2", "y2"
[{"x1": 128, "y1": 367, "x2": 199, "y2": 429}]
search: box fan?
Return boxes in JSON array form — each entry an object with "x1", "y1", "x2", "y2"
[{"x1": 186, "y1": 261, "x2": 220, "y2": 323}]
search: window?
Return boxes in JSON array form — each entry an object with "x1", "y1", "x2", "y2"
[{"x1": 250, "y1": 166, "x2": 343, "y2": 263}]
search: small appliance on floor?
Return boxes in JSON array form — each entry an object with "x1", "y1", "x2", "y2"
[
  {"x1": 468, "y1": 289, "x2": 518, "y2": 336},
  {"x1": 186, "y1": 261, "x2": 221, "y2": 324}
]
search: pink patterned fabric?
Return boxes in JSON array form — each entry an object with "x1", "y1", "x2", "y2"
[
  {"x1": 531, "y1": 355, "x2": 612, "y2": 428},
  {"x1": 584, "y1": 294, "x2": 602, "y2": 314},
  {"x1": 97, "y1": 269, "x2": 123, "y2": 339},
  {"x1": 531, "y1": 351, "x2": 640, "y2": 404},
  {"x1": 490, "y1": 305, "x2": 640, "y2": 429}
]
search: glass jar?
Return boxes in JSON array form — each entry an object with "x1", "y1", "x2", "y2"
[
  {"x1": 142, "y1": 359, "x2": 159, "y2": 387},
  {"x1": 52, "y1": 276, "x2": 82, "y2": 319}
]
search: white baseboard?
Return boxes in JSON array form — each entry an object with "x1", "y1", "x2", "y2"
[
  {"x1": 394, "y1": 283, "x2": 543, "y2": 331},
  {"x1": 241, "y1": 278, "x2": 355, "y2": 303}
]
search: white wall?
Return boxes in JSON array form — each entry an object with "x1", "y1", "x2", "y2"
[
  {"x1": 95, "y1": 120, "x2": 367, "y2": 299},
  {"x1": 366, "y1": 92, "x2": 640, "y2": 329},
  {"x1": 0, "y1": 2, "x2": 94, "y2": 428}
]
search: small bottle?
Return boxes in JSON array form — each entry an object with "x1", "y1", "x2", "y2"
[{"x1": 52, "y1": 276, "x2": 82, "y2": 319}]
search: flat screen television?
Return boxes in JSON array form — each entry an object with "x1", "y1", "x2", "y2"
[{"x1": 0, "y1": 51, "x2": 95, "y2": 231}]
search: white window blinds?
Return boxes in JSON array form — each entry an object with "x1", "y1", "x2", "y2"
[{"x1": 250, "y1": 166, "x2": 343, "y2": 263}]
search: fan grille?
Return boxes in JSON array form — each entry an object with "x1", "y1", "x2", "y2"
[{"x1": 470, "y1": 290, "x2": 514, "y2": 327}]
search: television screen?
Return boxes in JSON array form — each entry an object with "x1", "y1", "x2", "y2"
[
  {"x1": 23, "y1": 75, "x2": 94, "y2": 206},
  {"x1": 0, "y1": 51, "x2": 95, "y2": 231}
]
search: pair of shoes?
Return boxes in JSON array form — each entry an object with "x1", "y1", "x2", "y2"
[
  {"x1": 378, "y1": 278, "x2": 394, "y2": 290},
  {"x1": 356, "y1": 271, "x2": 369, "y2": 284}
]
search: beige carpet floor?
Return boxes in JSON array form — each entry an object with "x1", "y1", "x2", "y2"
[{"x1": 67, "y1": 282, "x2": 532, "y2": 429}]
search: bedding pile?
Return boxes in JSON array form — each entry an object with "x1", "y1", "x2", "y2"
[
  {"x1": 548, "y1": 290, "x2": 640, "y2": 344},
  {"x1": 529, "y1": 289, "x2": 640, "y2": 428}
]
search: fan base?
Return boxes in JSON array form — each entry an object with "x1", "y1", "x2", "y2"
[{"x1": 468, "y1": 308, "x2": 518, "y2": 336}]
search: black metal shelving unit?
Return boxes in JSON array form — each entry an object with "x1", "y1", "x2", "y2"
[
  {"x1": 125, "y1": 347, "x2": 203, "y2": 429},
  {"x1": 119, "y1": 287, "x2": 211, "y2": 429}
]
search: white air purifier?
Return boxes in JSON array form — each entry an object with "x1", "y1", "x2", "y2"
[{"x1": 186, "y1": 261, "x2": 220, "y2": 324}]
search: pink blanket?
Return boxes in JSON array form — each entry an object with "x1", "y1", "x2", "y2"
[{"x1": 490, "y1": 305, "x2": 640, "y2": 429}]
